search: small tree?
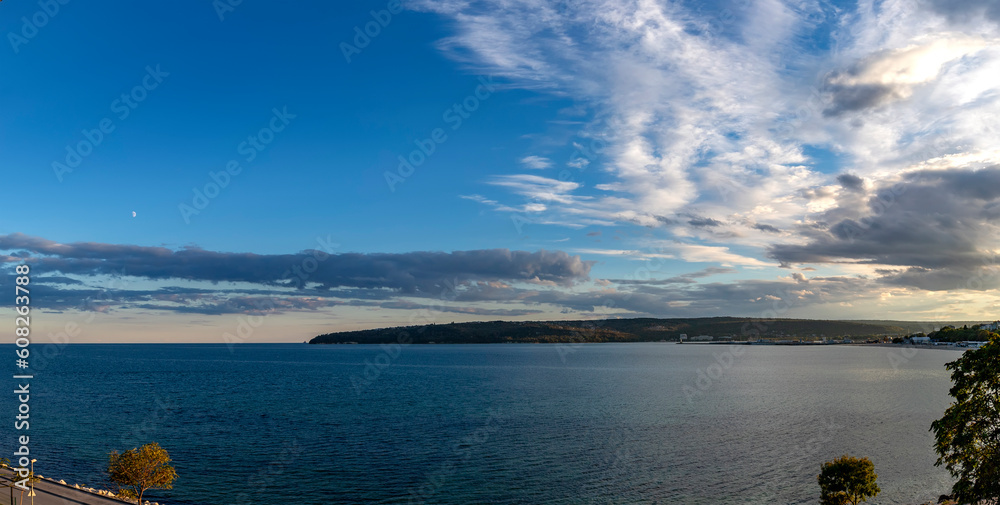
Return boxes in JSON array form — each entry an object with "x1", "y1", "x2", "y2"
[
  {"x1": 107, "y1": 442, "x2": 177, "y2": 504},
  {"x1": 930, "y1": 334, "x2": 1000, "y2": 505},
  {"x1": 817, "y1": 455, "x2": 881, "y2": 505}
]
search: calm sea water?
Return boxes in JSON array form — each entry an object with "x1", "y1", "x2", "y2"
[{"x1": 2, "y1": 343, "x2": 962, "y2": 505}]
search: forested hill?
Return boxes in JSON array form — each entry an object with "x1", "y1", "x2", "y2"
[{"x1": 309, "y1": 317, "x2": 919, "y2": 344}]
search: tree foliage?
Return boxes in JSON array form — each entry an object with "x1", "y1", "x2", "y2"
[
  {"x1": 931, "y1": 334, "x2": 1000, "y2": 504},
  {"x1": 928, "y1": 326, "x2": 999, "y2": 343},
  {"x1": 817, "y1": 454, "x2": 881, "y2": 505},
  {"x1": 107, "y1": 442, "x2": 177, "y2": 504}
]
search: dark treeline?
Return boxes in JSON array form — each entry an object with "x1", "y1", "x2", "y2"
[{"x1": 310, "y1": 317, "x2": 913, "y2": 344}]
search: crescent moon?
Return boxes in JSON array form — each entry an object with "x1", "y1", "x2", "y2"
[{"x1": 132, "y1": 211, "x2": 137, "y2": 217}]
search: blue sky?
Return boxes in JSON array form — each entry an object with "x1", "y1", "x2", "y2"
[{"x1": 4, "y1": 0, "x2": 1000, "y2": 342}]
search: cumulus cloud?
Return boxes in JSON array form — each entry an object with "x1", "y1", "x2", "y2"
[
  {"x1": 822, "y1": 36, "x2": 992, "y2": 116},
  {"x1": 836, "y1": 173, "x2": 865, "y2": 191},
  {"x1": 769, "y1": 166, "x2": 1000, "y2": 290}
]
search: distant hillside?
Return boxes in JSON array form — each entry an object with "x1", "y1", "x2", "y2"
[{"x1": 309, "y1": 317, "x2": 918, "y2": 344}]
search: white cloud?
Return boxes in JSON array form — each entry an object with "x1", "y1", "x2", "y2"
[
  {"x1": 834, "y1": 37, "x2": 990, "y2": 88},
  {"x1": 409, "y1": 0, "x2": 832, "y2": 236},
  {"x1": 668, "y1": 243, "x2": 773, "y2": 268},
  {"x1": 413, "y1": 0, "x2": 1000, "y2": 312},
  {"x1": 461, "y1": 193, "x2": 547, "y2": 213},
  {"x1": 488, "y1": 174, "x2": 583, "y2": 204},
  {"x1": 519, "y1": 155, "x2": 553, "y2": 169},
  {"x1": 572, "y1": 248, "x2": 675, "y2": 259}
]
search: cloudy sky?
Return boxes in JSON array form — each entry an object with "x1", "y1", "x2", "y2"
[{"x1": 3, "y1": 0, "x2": 1000, "y2": 342}]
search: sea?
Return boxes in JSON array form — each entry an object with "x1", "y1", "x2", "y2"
[{"x1": 2, "y1": 343, "x2": 963, "y2": 505}]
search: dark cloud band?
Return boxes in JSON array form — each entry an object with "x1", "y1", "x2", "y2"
[{"x1": 0, "y1": 234, "x2": 593, "y2": 293}]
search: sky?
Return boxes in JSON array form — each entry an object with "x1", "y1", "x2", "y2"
[{"x1": 3, "y1": 0, "x2": 1000, "y2": 342}]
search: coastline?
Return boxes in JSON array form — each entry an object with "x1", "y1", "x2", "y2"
[
  {"x1": 0, "y1": 465, "x2": 164, "y2": 505},
  {"x1": 1, "y1": 463, "x2": 954, "y2": 505}
]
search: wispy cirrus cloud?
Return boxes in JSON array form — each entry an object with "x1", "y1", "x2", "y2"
[
  {"x1": 410, "y1": 0, "x2": 823, "y2": 237},
  {"x1": 487, "y1": 174, "x2": 583, "y2": 204},
  {"x1": 410, "y1": 0, "x2": 1000, "y2": 306}
]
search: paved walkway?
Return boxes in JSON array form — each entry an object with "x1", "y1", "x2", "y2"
[{"x1": 0, "y1": 468, "x2": 125, "y2": 505}]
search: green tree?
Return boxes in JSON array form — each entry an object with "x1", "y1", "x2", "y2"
[
  {"x1": 817, "y1": 455, "x2": 881, "y2": 505},
  {"x1": 930, "y1": 334, "x2": 1000, "y2": 504},
  {"x1": 107, "y1": 442, "x2": 177, "y2": 504}
]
